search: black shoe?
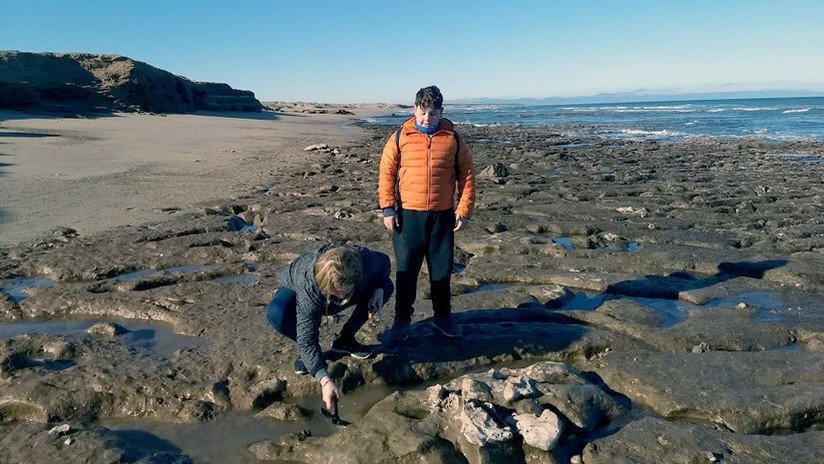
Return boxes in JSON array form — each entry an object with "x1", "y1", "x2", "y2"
[
  {"x1": 389, "y1": 318, "x2": 411, "y2": 343},
  {"x1": 293, "y1": 358, "x2": 308, "y2": 375},
  {"x1": 432, "y1": 315, "x2": 461, "y2": 338},
  {"x1": 331, "y1": 336, "x2": 373, "y2": 359}
]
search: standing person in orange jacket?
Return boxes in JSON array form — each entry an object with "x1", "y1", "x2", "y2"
[{"x1": 378, "y1": 85, "x2": 476, "y2": 340}]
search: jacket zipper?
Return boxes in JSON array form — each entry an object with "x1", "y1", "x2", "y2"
[{"x1": 426, "y1": 135, "x2": 432, "y2": 210}]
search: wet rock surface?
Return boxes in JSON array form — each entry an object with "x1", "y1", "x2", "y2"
[{"x1": 1, "y1": 122, "x2": 823, "y2": 462}]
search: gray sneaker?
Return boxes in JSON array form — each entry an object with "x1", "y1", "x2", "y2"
[
  {"x1": 331, "y1": 336, "x2": 373, "y2": 359},
  {"x1": 293, "y1": 358, "x2": 308, "y2": 375},
  {"x1": 431, "y1": 315, "x2": 460, "y2": 338}
]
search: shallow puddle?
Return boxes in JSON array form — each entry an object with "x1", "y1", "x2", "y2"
[
  {"x1": 100, "y1": 384, "x2": 396, "y2": 464},
  {"x1": 772, "y1": 153, "x2": 824, "y2": 165},
  {"x1": 553, "y1": 236, "x2": 574, "y2": 251},
  {"x1": 0, "y1": 319, "x2": 210, "y2": 359},
  {"x1": 557, "y1": 141, "x2": 592, "y2": 148},
  {"x1": 112, "y1": 269, "x2": 155, "y2": 282},
  {"x1": 558, "y1": 288, "x2": 813, "y2": 327},
  {"x1": 0, "y1": 131, "x2": 58, "y2": 138},
  {"x1": 212, "y1": 274, "x2": 257, "y2": 284},
  {"x1": 165, "y1": 264, "x2": 221, "y2": 274},
  {"x1": 226, "y1": 216, "x2": 257, "y2": 233},
  {"x1": 0, "y1": 278, "x2": 55, "y2": 304},
  {"x1": 468, "y1": 283, "x2": 513, "y2": 293}
]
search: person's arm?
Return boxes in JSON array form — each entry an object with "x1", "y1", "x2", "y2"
[
  {"x1": 378, "y1": 132, "x2": 401, "y2": 230},
  {"x1": 454, "y1": 136, "x2": 476, "y2": 224},
  {"x1": 294, "y1": 296, "x2": 328, "y2": 380},
  {"x1": 362, "y1": 249, "x2": 394, "y2": 303}
]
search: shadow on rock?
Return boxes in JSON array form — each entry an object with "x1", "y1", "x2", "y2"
[
  {"x1": 606, "y1": 259, "x2": 787, "y2": 299},
  {"x1": 108, "y1": 428, "x2": 193, "y2": 464},
  {"x1": 372, "y1": 307, "x2": 588, "y2": 384}
]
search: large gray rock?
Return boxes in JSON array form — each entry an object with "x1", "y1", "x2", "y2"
[
  {"x1": 510, "y1": 409, "x2": 563, "y2": 451},
  {"x1": 460, "y1": 400, "x2": 515, "y2": 445}
]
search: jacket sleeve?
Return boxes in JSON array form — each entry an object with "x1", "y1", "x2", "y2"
[
  {"x1": 361, "y1": 249, "x2": 394, "y2": 303},
  {"x1": 378, "y1": 131, "x2": 400, "y2": 211},
  {"x1": 455, "y1": 135, "x2": 476, "y2": 219},
  {"x1": 294, "y1": 289, "x2": 328, "y2": 379}
]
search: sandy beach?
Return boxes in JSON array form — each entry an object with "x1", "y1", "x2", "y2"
[{"x1": 0, "y1": 109, "x2": 369, "y2": 247}]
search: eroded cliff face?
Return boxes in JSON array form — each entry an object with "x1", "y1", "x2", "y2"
[{"x1": 0, "y1": 51, "x2": 263, "y2": 113}]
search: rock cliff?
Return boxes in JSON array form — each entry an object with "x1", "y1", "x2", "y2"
[{"x1": 0, "y1": 51, "x2": 263, "y2": 113}]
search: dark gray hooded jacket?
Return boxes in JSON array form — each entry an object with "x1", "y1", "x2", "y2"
[{"x1": 276, "y1": 244, "x2": 393, "y2": 379}]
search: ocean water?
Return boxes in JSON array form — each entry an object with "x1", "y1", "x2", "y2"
[{"x1": 365, "y1": 96, "x2": 824, "y2": 141}]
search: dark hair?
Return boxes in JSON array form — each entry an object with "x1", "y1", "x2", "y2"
[{"x1": 415, "y1": 86, "x2": 443, "y2": 110}]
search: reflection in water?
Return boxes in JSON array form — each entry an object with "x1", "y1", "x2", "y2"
[
  {"x1": 557, "y1": 290, "x2": 795, "y2": 328},
  {"x1": 101, "y1": 385, "x2": 396, "y2": 464},
  {"x1": 0, "y1": 319, "x2": 209, "y2": 359},
  {"x1": 553, "y1": 236, "x2": 574, "y2": 251},
  {"x1": 0, "y1": 278, "x2": 55, "y2": 304},
  {"x1": 0, "y1": 132, "x2": 58, "y2": 138},
  {"x1": 112, "y1": 269, "x2": 155, "y2": 282},
  {"x1": 108, "y1": 428, "x2": 191, "y2": 464}
]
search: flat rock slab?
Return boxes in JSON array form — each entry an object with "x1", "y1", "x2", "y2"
[
  {"x1": 562, "y1": 299, "x2": 795, "y2": 353},
  {"x1": 584, "y1": 417, "x2": 824, "y2": 464},
  {"x1": 591, "y1": 349, "x2": 824, "y2": 434}
]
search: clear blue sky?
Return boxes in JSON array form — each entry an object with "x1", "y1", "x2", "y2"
[{"x1": 3, "y1": 0, "x2": 824, "y2": 103}]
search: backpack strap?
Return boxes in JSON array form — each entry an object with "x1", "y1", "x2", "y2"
[{"x1": 453, "y1": 130, "x2": 461, "y2": 181}]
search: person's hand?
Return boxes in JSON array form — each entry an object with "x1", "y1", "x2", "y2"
[
  {"x1": 368, "y1": 288, "x2": 385, "y2": 317},
  {"x1": 320, "y1": 375, "x2": 340, "y2": 411},
  {"x1": 383, "y1": 215, "x2": 399, "y2": 231},
  {"x1": 454, "y1": 214, "x2": 468, "y2": 232}
]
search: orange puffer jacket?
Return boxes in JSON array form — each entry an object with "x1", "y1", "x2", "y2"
[{"x1": 378, "y1": 117, "x2": 476, "y2": 218}]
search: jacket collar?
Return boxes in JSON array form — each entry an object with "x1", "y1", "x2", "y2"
[{"x1": 401, "y1": 116, "x2": 454, "y2": 136}]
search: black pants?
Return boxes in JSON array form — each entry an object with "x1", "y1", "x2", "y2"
[
  {"x1": 266, "y1": 286, "x2": 369, "y2": 341},
  {"x1": 393, "y1": 209, "x2": 454, "y2": 321}
]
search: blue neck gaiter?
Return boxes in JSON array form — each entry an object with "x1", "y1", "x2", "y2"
[{"x1": 415, "y1": 120, "x2": 441, "y2": 135}]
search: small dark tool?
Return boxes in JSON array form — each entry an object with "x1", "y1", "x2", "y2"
[{"x1": 320, "y1": 395, "x2": 350, "y2": 426}]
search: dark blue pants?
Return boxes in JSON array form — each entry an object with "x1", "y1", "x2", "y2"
[
  {"x1": 267, "y1": 287, "x2": 297, "y2": 340},
  {"x1": 266, "y1": 286, "x2": 370, "y2": 341},
  {"x1": 393, "y1": 209, "x2": 455, "y2": 321}
]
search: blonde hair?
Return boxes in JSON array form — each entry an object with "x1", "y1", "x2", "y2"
[{"x1": 315, "y1": 246, "x2": 362, "y2": 297}]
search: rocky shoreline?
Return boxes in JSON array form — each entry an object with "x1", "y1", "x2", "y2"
[{"x1": 1, "y1": 118, "x2": 823, "y2": 463}]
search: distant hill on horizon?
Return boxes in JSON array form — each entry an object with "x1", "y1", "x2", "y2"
[
  {"x1": 450, "y1": 90, "x2": 824, "y2": 106},
  {"x1": 0, "y1": 51, "x2": 263, "y2": 114}
]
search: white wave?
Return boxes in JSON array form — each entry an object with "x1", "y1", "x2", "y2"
[
  {"x1": 707, "y1": 109, "x2": 725, "y2": 113},
  {"x1": 617, "y1": 129, "x2": 686, "y2": 137},
  {"x1": 783, "y1": 108, "x2": 810, "y2": 113},
  {"x1": 732, "y1": 107, "x2": 777, "y2": 111},
  {"x1": 754, "y1": 128, "x2": 768, "y2": 134},
  {"x1": 685, "y1": 121, "x2": 698, "y2": 126},
  {"x1": 640, "y1": 105, "x2": 692, "y2": 110},
  {"x1": 612, "y1": 108, "x2": 697, "y2": 113}
]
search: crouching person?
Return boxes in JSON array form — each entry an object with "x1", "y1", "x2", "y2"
[{"x1": 267, "y1": 244, "x2": 393, "y2": 410}]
